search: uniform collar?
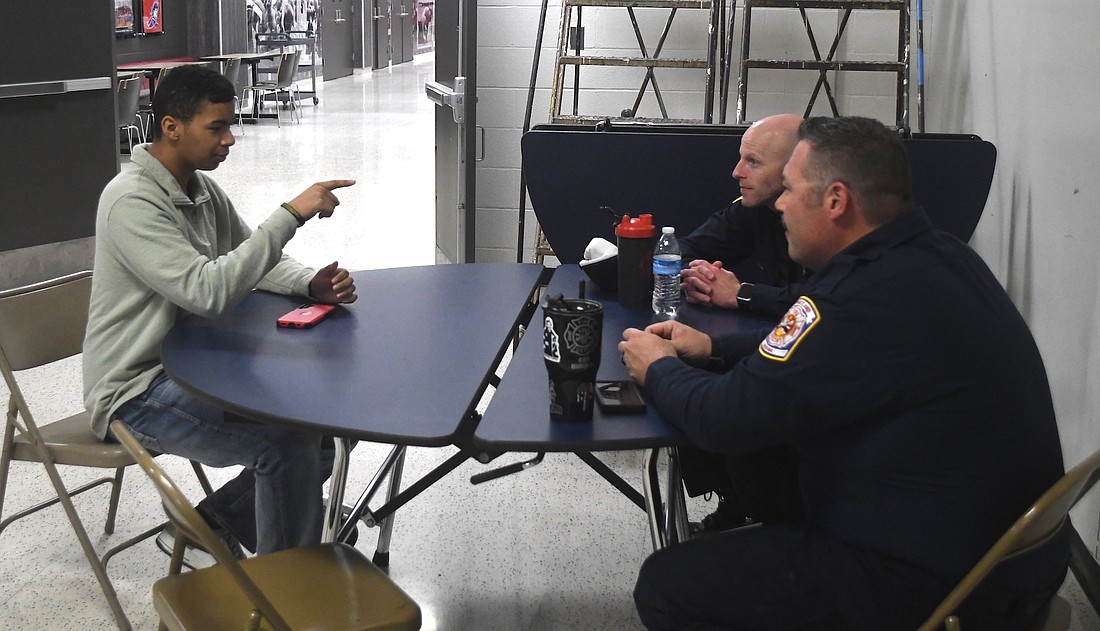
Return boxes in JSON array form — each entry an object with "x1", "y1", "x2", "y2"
[
  {"x1": 839, "y1": 207, "x2": 931, "y2": 261},
  {"x1": 811, "y1": 208, "x2": 933, "y2": 290},
  {"x1": 130, "y1": 144, "x2": 213, "y2": 208}
]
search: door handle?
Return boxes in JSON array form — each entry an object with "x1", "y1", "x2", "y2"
[{"x1": 425, "y1": 77, "x2": 465, "y2": 124}]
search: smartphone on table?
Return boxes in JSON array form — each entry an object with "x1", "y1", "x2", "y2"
[
  {"x1": 276, "y1": 303, "x2": 335, "y2": 329},
  {"x1": 595, "y1": 380, "x2": 647, "y2": 415}
]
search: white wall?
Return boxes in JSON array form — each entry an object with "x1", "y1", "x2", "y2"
[
  {"x1": 475, "y1": 0, "x2": 1100, "y2": 557},
  {"x1": 946, "y1": 1, "x2": 1100, "y2": 555}
]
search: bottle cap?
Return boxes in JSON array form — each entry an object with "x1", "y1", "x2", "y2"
[
  {"x1": 615, "y1": 214, "x2": 658, "y2": 238},
  {"x1": 662, "y1": 226, "x2": 675, "y2": 234}
]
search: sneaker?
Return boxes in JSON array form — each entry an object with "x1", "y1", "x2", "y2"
[
  {"x1": 155, "y1": 521, "x2": 247, "y2": 570},
  {"x1": 688, "y1": 500, "x2": 756, "y2": 537}
]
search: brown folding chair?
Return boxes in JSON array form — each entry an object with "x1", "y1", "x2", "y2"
[
  {"x1": 917, "y1": 447, "x2": 1100, "y2": 631},
  {"x1": 111, "y1": 420, "x2": 422, "y2": 631},
  {"x1": 0, "y1": 271, "x2": 213, "y2": 630}
]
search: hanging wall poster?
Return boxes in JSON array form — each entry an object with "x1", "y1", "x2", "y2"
[
  {"x1": 141, "y1": 0, "x2": 163, "y2": 34},
  {"x1": 114, "y1": 0, "x2": 135, "y2": 34}
]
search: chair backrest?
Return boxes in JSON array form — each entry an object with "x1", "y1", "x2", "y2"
[
  {"x1": 116, "y1": 77, "x2": 143, "y2": 126},
  {"x1": 221, "y1": 57, "x2": 244, "y2": 97},
  {"x1": 917, "y1": 447, "x2": 1100, "y2": 631},
  {"x1": 0, "y1": 271, "x2": 91, "y2": 373},
  {"x1": 275, "y1": 50, "x2": 301, "y2": 89},
  {"x1": 109, "y1": 420, "x2": 294, "y2": 631}
]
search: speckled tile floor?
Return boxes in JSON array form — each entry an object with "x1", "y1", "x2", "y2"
[{"x1": 2, "y1": 53, "x2": 1098, "y2": 631}]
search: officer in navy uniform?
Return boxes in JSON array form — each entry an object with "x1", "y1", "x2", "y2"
[
  {"x1": 620, "y1": 116, "x2": 1069, "y2": 630},
  {"x1": 678, "y1": 113, "x2": 808, "y2": 317},
  {"x1": 676, "y1": 113, "x2": 808, "y2": 533}
]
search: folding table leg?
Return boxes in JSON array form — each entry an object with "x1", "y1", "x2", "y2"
[
  {"x1": 342, "y1": 445, "x2": 405, "y2": 539},
  {"x1": 321, "y1": 437, "x2": 351, "y2": 542},
  {"x1": 372, "y1": 447, "x2": 407, "y2": 567},
  {"x1": 643, "y1": 448, "x2": 667, "y2": 551},
  {"x1": 665, "y1": 446, "x2": 688, "y2": 546},
  {"x1": 643, "y1": 447, "x2": 687, "y2": 550}
]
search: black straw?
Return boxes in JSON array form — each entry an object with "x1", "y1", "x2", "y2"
[
  {"x1": 545, "y1": 293, "x2": 565, "y2": 309},
  {"x1": 579, "y1": 280, "x2": 586, "y2": 300}
]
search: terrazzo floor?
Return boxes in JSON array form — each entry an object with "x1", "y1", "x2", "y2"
[{"x1": 1, "y1": 53, "x2": 1097, "y2": 631}]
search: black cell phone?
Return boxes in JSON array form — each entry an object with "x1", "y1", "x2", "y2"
[{"x1": 595, "y1": 380, "x2": 647, "y2": 415}]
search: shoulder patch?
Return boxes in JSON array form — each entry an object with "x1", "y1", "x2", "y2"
[{"x1": 759, "y1": 297, "x2": 821, "y2": 362}]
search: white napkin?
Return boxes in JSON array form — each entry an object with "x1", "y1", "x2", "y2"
[{"x1": 579, "y1": 237, "x2": 617, "y2": 267}]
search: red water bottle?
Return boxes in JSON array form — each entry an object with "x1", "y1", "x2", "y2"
[{"x1": 615, "y1": 214, "x2": 658, "y2": 308}]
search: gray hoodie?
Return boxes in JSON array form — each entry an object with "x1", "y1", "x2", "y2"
[{"x1": 83, "y1": 144, "x2": 313, "y2": 438}]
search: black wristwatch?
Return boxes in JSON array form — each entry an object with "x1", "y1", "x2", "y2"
[
  {"x1": 736, "y1": 282, "x2": 756, "y2": 310},
  {"x1": 706, "y1": 334, "x2": 725, "y2": 371}
]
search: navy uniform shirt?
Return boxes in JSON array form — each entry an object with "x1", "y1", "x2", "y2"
[
  {"x1": 647, "y1": 209, "x2": 1068, "y2": 590},
  {"x1": 679, "y1": 199, "x2": 808, "y2": 315}
]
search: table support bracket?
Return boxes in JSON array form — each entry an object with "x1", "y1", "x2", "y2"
[
  {"x1": 575, "y1": 451, "x2": 646, "y2": 511},
  {"x1": 338, "y1": 444, "x2": 406, "y2": 540},
  {"x1": 470, "y1": 452, "x2": 545, "y2": 485},
  {"x1": 360, "y1": 449, "x2": 473, "y2": 527}
]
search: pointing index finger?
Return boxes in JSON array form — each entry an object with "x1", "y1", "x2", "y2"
[{"x1": 317, "y1": 179, "x2": 357, "y2": 191}]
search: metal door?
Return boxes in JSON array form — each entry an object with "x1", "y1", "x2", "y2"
[
  {"x1": 372, "y1": 0, "x2": 392, "y2": 69},
  {"x1": 394, "y1": 1, "x2": 415, "y2": 64},
  {"x1": 426, "y1": 1, "x2": 475, "y2": 263},
  {"x1": 321, "y1": 0, "x2": 354, "y2": 80}
]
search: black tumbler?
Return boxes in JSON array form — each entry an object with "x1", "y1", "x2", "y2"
[
  {"x1": 615, "y1": 214, "x2": 658, "y2": 309},
  {"x1": 542, "y1": 297, "x2": 604, "y2": 422}
]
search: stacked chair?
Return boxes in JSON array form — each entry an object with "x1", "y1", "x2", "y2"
[
  {"x1": 244, "y1": 50, "x2": 303, "y2": 127},
  {"x1": 116, "y1": 75, "x2": 145, "y2": 153},
  {"x1": 220, "y1": 57, "x2": 246, "y2": 135}
]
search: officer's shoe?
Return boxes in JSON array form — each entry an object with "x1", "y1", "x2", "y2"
[
  {"x1": 338, "y1": 504, "x2": 361, "y2": 547},
  {"x1": 688, "y1": 499, "x2": 756, "y2": 536}
]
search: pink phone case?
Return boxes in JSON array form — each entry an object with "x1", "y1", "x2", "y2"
[{"x1": 276, "y1": 303, "x2": 335, "y2": 329}]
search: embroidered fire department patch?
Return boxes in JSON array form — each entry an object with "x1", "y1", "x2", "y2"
[{"x1": 759, "y1": 297, "x2": 820, "y2": 361}]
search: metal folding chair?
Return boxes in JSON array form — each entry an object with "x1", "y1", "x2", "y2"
[
  {"x1": 0, "y1": 271, "x2": 212, "y2": 630},
  {"x1": 112, "y1": 421, "x2": 422, "y2": 631},
  {"x1": 917, "y1": 447, "x2": 1100, "y2": 631}
]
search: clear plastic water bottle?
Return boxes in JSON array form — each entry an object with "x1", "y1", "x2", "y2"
[{"x1": 652, "y1": 226, "x2": 682, "y2": 317}]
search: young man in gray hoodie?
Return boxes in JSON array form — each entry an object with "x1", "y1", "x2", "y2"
[{"x1": 84, "y1": 65, "x2": 356, "y2": 556}]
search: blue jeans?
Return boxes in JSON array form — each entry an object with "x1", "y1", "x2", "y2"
[{"x1": 114, "y1": 371, "x2": 329, "y2": 554}]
